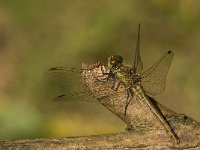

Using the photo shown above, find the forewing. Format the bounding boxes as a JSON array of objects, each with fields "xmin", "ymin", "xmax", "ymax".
[
  {"xmin": 140, "ymin": 51, "xmax": 174, "ymax": 96},
  {"xmin": 45, "ymin": 67, "xmax": 99, "ymax": 103},
  {"xmin": 45, "ymin": 67, "xmax": 82, "ymax": 85},
  {"xmin": 134, "ymin": 24, "xmax": 143, "ymax": 74}
]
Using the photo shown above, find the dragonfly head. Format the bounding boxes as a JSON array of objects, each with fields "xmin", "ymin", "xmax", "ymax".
[{"xmin": 108, "ymin": 55, "xmax": 123, "ymax": 69}]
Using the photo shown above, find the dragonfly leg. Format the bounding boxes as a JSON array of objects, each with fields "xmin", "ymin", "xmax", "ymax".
[
  {"xmin": 111, "ymin": 81, "xmax": 115, "ymax": 90},
  {"xmin": 124, "ymin": 88, "xmax": 134, "ymax": 116},
  {"xmin": 125, "ymin": 124, "xmax": 133, "ymax": 132},
  {"xmin": 111, "ymin": 80, "xmax": 121, "ymax": 91},
  {"xmin": 124, "ymin": 88, "xmax": 130, "ymax": 115},
  {"xmin": 96, "ymin": 66, "xmax": 116, "ymax": 83},
  {"xmin": 99, "ymin": 65, "xmax": 111, "ymax": 78}
]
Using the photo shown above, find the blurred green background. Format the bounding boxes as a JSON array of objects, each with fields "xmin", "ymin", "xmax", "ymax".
[{"xmin": 0, "ymin": 0, "xmax": 200, "ymax": 140}]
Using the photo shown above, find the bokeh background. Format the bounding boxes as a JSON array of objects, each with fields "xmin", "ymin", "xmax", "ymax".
[{"xmin": 0, "ymin": 0, "xmax": 200, "ymax": 140}]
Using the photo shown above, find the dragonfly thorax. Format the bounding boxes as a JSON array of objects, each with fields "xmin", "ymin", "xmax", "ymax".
[
  {"xmin": 132, "ymin": 73, "xmax": 141, "ymax": 85},
  {"xmin": 107, "ymin": 55, "xmax": 141, "ymax": 87}
]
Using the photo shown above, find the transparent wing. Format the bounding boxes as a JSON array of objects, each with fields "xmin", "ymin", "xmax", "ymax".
[
  {"xmin": 134, "ymin": 23, "xmax": 143, "ymax": 74},
  {"xmin": 52, "ymin": 91, "xmax": 100, "ymax": 104},
  {"xmin": 45, "ymin": 67, "xmax": 82, "ymax": 85},
  {"xmin": 45, "ymin": 67, "xmax": 99, "ymax": 103},
  {"xmin": 140, "ymin": 51, "xmax": 174, "ymax": 96}
]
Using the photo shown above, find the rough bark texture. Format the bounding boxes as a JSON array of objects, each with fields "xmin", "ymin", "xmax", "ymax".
[
  {"xmin": 0, "ymin": 117, "xmax": 200, "ymax": 150},
  {"xmin": 1, "ymin": 63, "xmax": 200, "ymax": 149}
]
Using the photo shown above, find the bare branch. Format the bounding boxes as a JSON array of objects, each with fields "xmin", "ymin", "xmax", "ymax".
[{"xmin": 0, "ymin": 111, "xmax": 200, "ymax": 149}]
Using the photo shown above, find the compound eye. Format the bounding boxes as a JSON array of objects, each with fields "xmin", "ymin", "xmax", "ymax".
[
  {"xmin": 110, "ymin": 60, "xmax": 116, "ymax": 65},
  {"xmin": 110, "ymin": 56, "xmax": 116, "ymax": 65}
]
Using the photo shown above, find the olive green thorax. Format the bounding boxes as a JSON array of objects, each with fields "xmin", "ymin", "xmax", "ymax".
[{"xmin": 108, "ymin": 55, "xmax": 139, "ymax": 87}]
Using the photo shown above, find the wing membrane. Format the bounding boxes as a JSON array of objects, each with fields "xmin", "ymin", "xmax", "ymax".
[
  {"xmin": 140, "ymin": 51, "xmax": 174, "ymax": 96},
  {"xmin": 134, "ymin": 24, "xmax": 143, "ymax": 74},
  {"xmin": 45, "ymin": 67, "xmax": 82, "ymax": 85},
  {"xmin": 52, "ymin": 91, "xmax": 100, "ymax": 103},
  {"xmin": 45, "ymin": 67, "xmax": 98, "ymax": 103}
]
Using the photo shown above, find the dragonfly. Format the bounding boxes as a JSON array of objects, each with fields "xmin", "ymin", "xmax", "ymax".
[{"xmin": 46, "ymin": 24, "xmax": 179, "ymax": 144}]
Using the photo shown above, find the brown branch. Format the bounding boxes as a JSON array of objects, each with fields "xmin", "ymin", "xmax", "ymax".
[
  {"xmin": 0, "ymin": 113, "xmax": 200, "ymax": 150},
  {"xmin": 1, "ymin": 63, "xmax": 200, "ymax": 149}
]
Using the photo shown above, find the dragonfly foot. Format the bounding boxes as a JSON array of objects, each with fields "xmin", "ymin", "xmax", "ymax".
[
  {"xmin": 125, "ymin": 124, "xmax": 133, "ymax": 132},
  {"xmin": 124, "ymin": 108, "xmax": 128, "ymax": 116}
]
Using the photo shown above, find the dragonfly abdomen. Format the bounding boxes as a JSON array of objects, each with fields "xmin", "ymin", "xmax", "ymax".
[
  {"xmin": 131, "ymin": 83, "xmax": 145, "ymax": 99},
  {"xmin": 116, "ymin": 71, "xmax": 133, "ymax": 88},
  {"xmin": 131, "ymin": 83, "xmax": 180, "ymax": 144}
]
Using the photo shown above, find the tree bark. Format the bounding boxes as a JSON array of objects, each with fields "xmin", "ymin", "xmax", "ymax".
[{"xmin": 0, "ymin": 113, "xmax": 200, "ymax": 150}]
